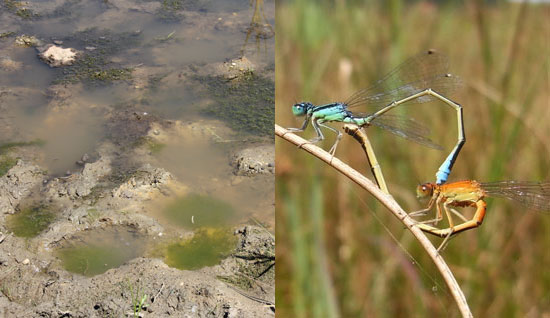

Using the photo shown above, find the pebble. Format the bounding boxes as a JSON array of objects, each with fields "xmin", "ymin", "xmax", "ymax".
[
  {"xmin": 22, "ymin": 258, "xmax": 30, "ymax": 265},
  {"xmin": 38, "ymin": 45, "xmax": 78, "ymax": 67}
]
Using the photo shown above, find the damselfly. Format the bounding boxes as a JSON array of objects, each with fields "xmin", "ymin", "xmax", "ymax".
[
  {"xmin": 412, "ymin": 180, "xmax": 550, "ymax": 250},
  {"xmin": 287, "ymin": 50, "xmax": 464, "ymax": 185}
]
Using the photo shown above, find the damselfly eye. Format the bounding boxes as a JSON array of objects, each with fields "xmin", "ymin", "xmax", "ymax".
[{"xmin": 292, "ymin": 103, "xmax": 309, "ymax": 116}]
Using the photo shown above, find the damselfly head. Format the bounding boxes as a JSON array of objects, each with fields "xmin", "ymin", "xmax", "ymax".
[
  {"xmin": 416, "ymin": 183, "xmax": 435, "ymax": 199},
  {"xmin": 292, "ymin": 102, "xmax": 312, "ymax": 116}
]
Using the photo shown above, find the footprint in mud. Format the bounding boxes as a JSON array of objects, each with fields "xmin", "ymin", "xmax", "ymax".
[{"xmin": 56, "ymin": 226, "xmax": 146, "ymax": 277}]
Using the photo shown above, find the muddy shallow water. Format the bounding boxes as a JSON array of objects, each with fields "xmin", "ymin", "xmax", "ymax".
[
  {"xmin": 56, "ymin": 226, "xmax": 147, "ymax": 277},
  {"xmin": 0, "ymin": 0, "xmax": 274, "ymax": 316}
]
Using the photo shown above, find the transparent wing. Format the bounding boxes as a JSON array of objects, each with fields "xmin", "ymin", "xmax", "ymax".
[
  {"xmin": 344, "ymin": 50, "xmax": 462, "ymax": 110},
  {"xmin": 481, "ymin": 181, "xmax": 550, "ymax": 212},
  {"xmin": 368, "ymin": 114, "xmax": 443, "ymax": 150}
]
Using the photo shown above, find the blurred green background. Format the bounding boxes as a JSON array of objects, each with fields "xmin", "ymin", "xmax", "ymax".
[{"xmin": 275, "ymin": 0, "xmax": 550, "ymax": 317}]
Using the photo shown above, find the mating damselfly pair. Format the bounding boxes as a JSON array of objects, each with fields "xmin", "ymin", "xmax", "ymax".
[
  {"xmin": 286, "ymin": 49, "xmax": 464, "ymax": 186},
  {"xmin": 285, "ymin": 49, "xmax": 550, "ymax": 249}
]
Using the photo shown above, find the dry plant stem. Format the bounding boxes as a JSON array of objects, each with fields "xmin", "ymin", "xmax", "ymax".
[
  {"xmin": 275, "ymin": 124, "xmax": 473, "ymax": 318},
  {"xmin": 343, "ymin": 125, "xmax": 390, "ymax": 194}
]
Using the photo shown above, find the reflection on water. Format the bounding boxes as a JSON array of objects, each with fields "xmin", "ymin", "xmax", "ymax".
[
  {"xmin": 56, "ymin": 226, "xmax": 146, "ymax": 277},
  {"xmin": 241, "ymin": 0, "xmax": 275, "ymax": 55}
]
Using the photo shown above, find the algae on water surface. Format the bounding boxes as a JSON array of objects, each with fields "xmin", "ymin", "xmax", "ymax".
[
  {"xmin": 164, "ymin": 227, "xmax": 237, "ymax": 270},
  {"xmin": 0, "ymin": 156, "xmax": 17, "ymax": 177},
  {"xmin": 196, "ymin": 72, "xmax": 274, "ymax": 137},
  {"xmin": 55, "ymin": 28, "xmax": 140, "ymax": 84},
  {"xmin": 7, "ymin": 205, "xmax": 56, "ymax": 238},
  {"xmin": 0, "ymin": 139, "xmax": 46, "ymax": 155},
  {"xmin": 56, "ymin": 227, "xmax": 146, "ymax": 277},
  {"xmin": 58, "ymin": 245, "xmax": 132, "ymax": 277}
]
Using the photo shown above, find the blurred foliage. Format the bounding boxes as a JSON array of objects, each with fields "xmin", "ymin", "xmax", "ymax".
[{"xmin": 276, "ymin": 0, "xmax": 550, "ymax": 317}]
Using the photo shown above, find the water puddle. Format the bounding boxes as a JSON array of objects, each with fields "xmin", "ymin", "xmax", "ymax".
[
  {"xmin": 153, "ymin": 138, "xmax": 230, "ymax": 185},
  {"xmin": 163, "ymin": 227, "xmax": 237, "ymax": 270},
  {"xmin": 162, "ymin": 194, "xmax": 239, "ymax": 230},
  {"xmin": 146, "ymin": 126, "xmax": 274, "ymax": 227},
  {"xmin": 56, "ymin": 226, "xmax": 146, "ymax": 277},
  {"xmin": 6, "ymin": 204, "xmax": 56, "ymax": 238}
]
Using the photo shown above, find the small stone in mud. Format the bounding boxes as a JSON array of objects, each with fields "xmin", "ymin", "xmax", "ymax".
[
  {"xmin": 22, "ymin": 258, "xmax": 30, "ymax": 265},
  {"xmin": 15, "ymin": 35, "xmax": 43, "ymax": 47},
  {"xmin": 76, "ymin": 153, "xmax": 90, "ymax": 166},
  {"xmin": 37, "ymin": 45, "xmax": 79, "ymax": 67},
  {"xmin": 222, "ymin": 56, "xmax": 255, "ymax": 79}
]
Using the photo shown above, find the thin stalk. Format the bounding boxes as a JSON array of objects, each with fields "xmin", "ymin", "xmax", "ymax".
[{"xmin": 276, "ymin": 124, "xmax": 473, "ymax": 318}]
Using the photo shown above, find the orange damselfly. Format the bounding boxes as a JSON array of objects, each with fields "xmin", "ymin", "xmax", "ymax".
[{"xmin": 411, "ymin": 180, "xmax": 550, "ymax": 250}]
